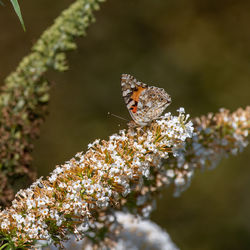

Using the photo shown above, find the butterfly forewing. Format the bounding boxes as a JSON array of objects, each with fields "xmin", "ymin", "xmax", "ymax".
[{"xmin": 121, "ymin": 74, "xmax": 147, "ymax": 105}]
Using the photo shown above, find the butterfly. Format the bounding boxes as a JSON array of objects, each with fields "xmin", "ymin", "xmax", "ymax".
[{"xmin": 121, "ymin": 74, "xmax": 171, "ymax": 127}]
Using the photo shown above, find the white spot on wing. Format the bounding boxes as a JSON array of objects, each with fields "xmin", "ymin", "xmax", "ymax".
[
  {"xmin": 146, "ymin": 101, "xmax": 152, "ymax": 107},
  {"xmin": 138, "ymin": 102, "xmax": 143, "ymax": 108},
  {"xmin": 123, "ymin": 89, "xmax": 131, "ymax": 96}
]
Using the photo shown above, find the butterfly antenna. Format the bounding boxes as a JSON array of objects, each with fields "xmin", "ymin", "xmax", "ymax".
[{"xmin": 107, "ymin": 112, "xmax": 129, "ymax": 122}]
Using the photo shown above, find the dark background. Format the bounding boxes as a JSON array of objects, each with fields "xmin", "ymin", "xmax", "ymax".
[{"xmin": 0, "ymin": 0, "xmax": 250, "ymax": 249}]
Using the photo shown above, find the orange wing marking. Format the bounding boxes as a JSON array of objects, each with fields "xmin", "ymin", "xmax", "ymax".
[
  {"xmin": 131, "ymin": 86, "xmax": 145, "ymax": 102},
  {"xmin": 131, "ymin": 105, "xmax": 137, "ymax": 113}
]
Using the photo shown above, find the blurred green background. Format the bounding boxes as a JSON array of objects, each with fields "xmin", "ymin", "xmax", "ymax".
[{"xmin": 0, "ymin": 0, "xmax": 250, "ymax": 249}]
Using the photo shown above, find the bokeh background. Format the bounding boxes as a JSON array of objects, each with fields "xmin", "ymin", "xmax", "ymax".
[{"xmin": 0, "ymin": 0, "xmax": 250, "ymax": 249}]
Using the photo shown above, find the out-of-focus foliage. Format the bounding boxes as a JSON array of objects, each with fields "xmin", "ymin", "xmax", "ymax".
[
  {"xmin": 43, "ymin": 212, "xmax": 179, "ymax": 250},
  {"xmin": 0, "ymin": 0, "xmax": 104, "ymax": 206}
]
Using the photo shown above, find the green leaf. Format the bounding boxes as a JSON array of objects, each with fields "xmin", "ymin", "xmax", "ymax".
[
  {"xmin": 0, "ymin": 243, "xmax": 10, "ymax": 250},
  {"xmin": 9, "ymin": 0, "xmax": 26, "ymax": 31}
]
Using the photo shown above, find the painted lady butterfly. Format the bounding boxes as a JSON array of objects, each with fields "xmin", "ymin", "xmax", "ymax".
[{"xmin": 121, "ymin": 74, "xmax": 171, "ymax": 127}]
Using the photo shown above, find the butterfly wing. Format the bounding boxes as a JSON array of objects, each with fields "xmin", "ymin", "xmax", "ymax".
[
  {"xmin": 121, "ymin": 74, "xmax": 171, "ymax": 126},
  {"xmin": 121, "ymin": 74, "xmax": 148, "ymax": 125},
  {"xmin": 141, "ymin": 86, "xmax": 172, "ymax": 122}
]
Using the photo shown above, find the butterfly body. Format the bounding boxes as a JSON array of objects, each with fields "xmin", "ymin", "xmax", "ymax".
[{"xmin": 121, "ymin": 74, "xmax": 171, "ymax": 126}]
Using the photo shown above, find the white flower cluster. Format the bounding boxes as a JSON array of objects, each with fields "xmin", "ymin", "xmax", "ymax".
[
  {"xmin": 0, "ymin": 108, "xmax": 193, "ymax": 248},
  {"xmin": 164, "ymin": 107, "xmax": 250, "ymax": 197}
]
